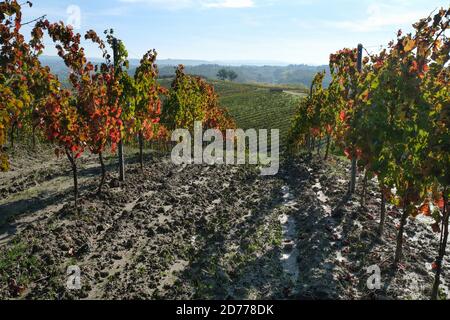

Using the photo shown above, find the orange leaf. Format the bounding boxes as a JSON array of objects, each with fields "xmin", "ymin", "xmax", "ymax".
[{"xmin": 419, "ymin": 203, "xmax": 430, "ymax": 216}]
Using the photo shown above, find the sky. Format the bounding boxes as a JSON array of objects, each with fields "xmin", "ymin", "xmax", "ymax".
[{"xmin": 21, "ymin": 0, "xmax": 450, "ymax": 65}]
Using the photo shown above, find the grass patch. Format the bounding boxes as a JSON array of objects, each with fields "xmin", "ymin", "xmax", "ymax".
[{"xmin": 0, "ymin": 242, "xmax": 42, "ymax": 292}]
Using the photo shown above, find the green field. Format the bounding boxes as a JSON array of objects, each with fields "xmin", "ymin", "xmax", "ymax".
[
  {"xmin": 212, "ymin": 81, "xmax": 305, "ymax": 148},
  {"xmin": 160, "ymin": 78, "xmax": 306, "ymax": 148}
]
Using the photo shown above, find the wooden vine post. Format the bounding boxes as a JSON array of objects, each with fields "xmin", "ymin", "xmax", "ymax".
[
  {"xmin": 113, "ymin": 37, "xmax": 125, "ymax": 182},
  {"xmin": 432, "ymin": 194, "xmax": 449, "ymax": 300},
  {"xmin": 349, "ymin": 43, "xmax": 363, "ymax": 194}
]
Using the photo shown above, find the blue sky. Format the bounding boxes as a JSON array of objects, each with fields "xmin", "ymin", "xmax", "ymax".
[{"xmin": 22, "ymin": 0, "xmax": 449, "ymax": 65}]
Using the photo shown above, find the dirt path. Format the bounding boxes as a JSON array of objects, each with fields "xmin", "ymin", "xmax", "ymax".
[
  {"xmin": 0, "ymin": 152, "xmax": 448, "ymax": 300},
  {"xmin": 278, "ymin": 185, "xmax": 300, "ymax": 290},
  {"xmin": 283, "ymin": 156, "xmax": 448, "ymax": 299},
  {"xmin": 283, "ymin": 91, "xmax": 307, "ymax": 97},
  {"xmin": 0, "ymin": 154, "xmax": 296, "ymax": 299},
  {"xmin": 0, "ymin": 149, "xmax": 105, "ymax": 245}
]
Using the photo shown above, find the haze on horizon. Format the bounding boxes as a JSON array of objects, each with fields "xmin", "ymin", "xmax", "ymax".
[{"xmin": 22, "ymin": 0, "xmax": 449, "ymax": 66}]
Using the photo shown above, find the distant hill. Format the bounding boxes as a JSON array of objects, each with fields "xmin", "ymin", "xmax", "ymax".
[
  {"xmin": 157, "ymin": 64, "xmax": 331, "ymax": 88},
  {"xmin": 144, "ymin": 59, "xmax": 292, "ymax": 67},
  {"xmin": 39, "ymin": 56, "xmax": 331, "ymax": 88},
  {"xmin": 153, "ymin": 59, "xmax": 212, "ymax": 66}
]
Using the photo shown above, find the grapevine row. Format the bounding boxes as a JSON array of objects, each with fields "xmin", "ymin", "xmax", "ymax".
[
  {"xmin": 0, "ymin": 1, "xmax": 234, "ymax": 202},
  {"xmin": 288, "ymin": 7, "xmax": 449, "ymax": 299}
]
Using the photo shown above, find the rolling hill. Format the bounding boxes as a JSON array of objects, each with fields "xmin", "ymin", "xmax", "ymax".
[{"xmin": 40, "ymin": 56, "xmax": 330, "ymax": 88}]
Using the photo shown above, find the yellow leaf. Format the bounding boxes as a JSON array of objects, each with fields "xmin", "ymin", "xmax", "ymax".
[{"xmin": 404, "ymin": 39, "xmax": 416, "ymax": 52}]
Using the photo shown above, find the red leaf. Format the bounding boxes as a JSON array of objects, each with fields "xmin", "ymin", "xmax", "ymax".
[
  {"xmin": 344, "ymin": 148, "xmax": 351, "ymax": 160},
  {"xmin": 8, "ymin": 279, "xmax": 25, "ymax": 297},
  {"xmin": 432, "ymin": 262, "xmax": 439, "ymax": 271},
  {"xmin": 419, "ymin": 203, "xmax": 431, "ymax": 216}
]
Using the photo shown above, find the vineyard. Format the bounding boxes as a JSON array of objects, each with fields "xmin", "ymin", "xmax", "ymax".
[
  {"xmin": 160, "ymin": 79, "xmax": 306, "ymax": 145},
  {"xmin": 0, "ymin": 0, "xmax": 449, "ymax": 301},
  {"xmin": 214, "ymin": 81, "xmax": 305, "ymax": 146}
]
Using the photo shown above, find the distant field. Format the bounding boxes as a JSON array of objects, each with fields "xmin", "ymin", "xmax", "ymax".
[
  {"xmin": 160, "ymin": 79, "xmax": 306, "ymax": 148},
  {"xmin": 211, "ymin": 80, "xmax": 305, "ymax": 148}
]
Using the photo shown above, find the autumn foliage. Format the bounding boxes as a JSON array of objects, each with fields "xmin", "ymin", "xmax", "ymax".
[
  {"xmin": 1, "ymin": 2, "xmax": 236, "ymax": 200},
  {"xmin": 163, "ymin": 65, "xmax": 235, "ymax": 133},
  {"xmin": 288, "ymin": 7, "xmax": 449, "ymax": 299}
]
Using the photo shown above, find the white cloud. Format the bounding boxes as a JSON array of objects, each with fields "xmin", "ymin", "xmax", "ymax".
[
  {"xmin": 118, "ymin": 0, "xmax": 255, "ymax": 9},
  {"xmin": 203, "ymin": 0, "xmax": 254, "ymax": 8},
  {"xmin": 119, "ymin": 0, "xmax": 194, "ymax": 9},
  {"xmin": 329, "ymin": 3, "xmax": 429, "ymax": 32}
]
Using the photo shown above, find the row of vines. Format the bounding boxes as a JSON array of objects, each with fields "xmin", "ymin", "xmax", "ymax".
[
  {"xmin": 288, "ymin": 8, "xmax": 449, "ymax": 299},
  {"xmin": 0, "ymin": 1, "xmax": 235, "ymax": 201}
]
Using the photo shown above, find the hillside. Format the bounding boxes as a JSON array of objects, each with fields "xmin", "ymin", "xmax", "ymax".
[
  {"xmin": 213, "ymin": 81, "xmax": 305, "ymax": 147},
  {"xmin": 158, "ymin": 64, "xmax": 331, "ymax": 87},
  {"xmin": 2, "ymin": 0, "xmax": 449, "ymax": 304},
  {"xmin": 159, "ymin": 79, "xmax": 306, "ymax": 147},
  {"xmin": 40, "ymin": 56, "xmax": 328, "ymax": 88}
]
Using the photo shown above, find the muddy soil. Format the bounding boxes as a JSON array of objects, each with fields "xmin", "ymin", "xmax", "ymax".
[{"xmin": 0, "ymin": 149, "xmax": 448, "ymax": 300}]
